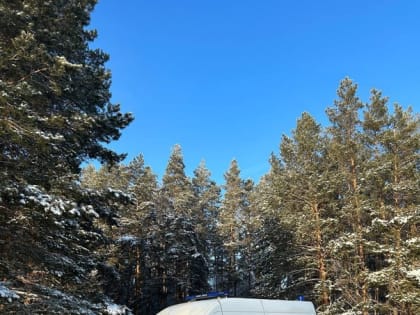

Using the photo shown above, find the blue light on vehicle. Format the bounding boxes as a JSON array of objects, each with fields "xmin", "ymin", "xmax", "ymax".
[{"xmin": 185, "ymin": 291, "xmax": 229, "ymax": 301}]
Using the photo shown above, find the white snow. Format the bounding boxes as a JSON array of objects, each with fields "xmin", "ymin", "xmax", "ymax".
[
  {"xmin": 107, "ymin": 188, "xmax": 133, "ymax": 201},
  {"xmin": 117, "ymin": 235, "xmax": 138, "ymax": 244},
  {"xmin": 406, "ymin": 269, "xmax": 420, "ymax": 283},
  {"xmin": 0, "ymin": 282, "xmax": 19, "ymax": 302},
  {"xmin": 105, "ymin": 301, "xmax": 131, "ymax": 315},
  {"xmin": 69, "ymin": 208, "xmax": 81, "ymax": 216},
  {"xmin": 19, "ymin": 185, "xmax": 102, "ymax": 218},
  {"xmin": 192, "ymin": 252, "xmax": 201, "ymax": 258},
  {"xmin": 367, "ymin": 269, "xmax": 391, "ymax": 285},
  {"xmin": 34, "ymin": 130, "xmax": 64, "ymax": 141},
  {"xmin": 52, "ymin": 271, "xmax": 64, "ymax": 277},
  {"xmin": 405, "ymin": 237, "xmax": 419, "ymax": 245},
  {"xmin": 372, "ymin": 217, "xmax": 387, "ymax": 226},
  {"xmin": 55, "ymin": 56, "xmax": 82, "ymax": 68},
  {"xmin": 390, "ymin": 215, "xmax": 412, "ymax": 225},
  {"xmin": 85, "ymin": 205, "xmax": 99, "ymax": 218}
]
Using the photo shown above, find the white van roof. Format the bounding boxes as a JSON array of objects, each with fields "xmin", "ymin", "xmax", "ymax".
[{"xmin": 157, "ymin": 297, "xmax": 316, "ymax": 315}]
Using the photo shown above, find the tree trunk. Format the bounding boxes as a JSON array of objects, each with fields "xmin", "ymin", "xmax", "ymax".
[
  {"xmin": 135, "ymin": 246, "xmax": 141, "ymax": 299},
  {"xmin": 312, "ymin": 202, "xmax": 329, "ymax": 306},
  {"xmin": 351, "ymin": 157, "xmax": 368, "ymax": 315}
]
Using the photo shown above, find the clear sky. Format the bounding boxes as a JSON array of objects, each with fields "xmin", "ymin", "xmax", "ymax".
[{"xmin": 90, "ymin": 0, "xmax": 420, "ymax": 184}]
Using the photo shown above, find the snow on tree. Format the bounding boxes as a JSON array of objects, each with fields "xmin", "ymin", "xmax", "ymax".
[
  {"xmin": 192, "ymin": 160, "xmax": 222, "ymax": 291},
  {"xmin": 0, "ymin": 1, "xmax": 133, "ymax": 313},
  {"xmin": 160, "ymin": 145, "xmax": 206, "ymax": 304}
]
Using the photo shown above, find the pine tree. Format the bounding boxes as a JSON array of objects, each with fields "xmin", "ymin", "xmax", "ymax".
[
  {"xmin": 324, "ymin": 78, "xmax": 373, "ymax": 314},
  {"xmin": 363, "ymin": 97, "xmax": 420, "ymax": 314},
  {"xmin": 123, "ymin": 155, "xmax": 161, "ymax": 315},
  {"xmin": 239, "ymin": 178, "xmax": 256, "ymax": 296},
  {"xmin": 279, "ymin": 113, "xmax": 335, "ymax": 309},
  {"xmin": 0, "ymin": 1, "xmax": 132, "ymax": 313},
  {"xmin": 162, "ymin": 145, "xmax": 194, "ymax": 217},
  {"xmin": 251, "ymin": 154, "xmax": 299, "ymax": 299},
  {"xmin": 191, "ymin": 160, "xmax": 221, "ymax": 291},
  {"xmin": 161, "ymin": 145, "xmax": 200, "ymax": 303},
  {"xmin": 0, "ymin": 0, "xmax": 133, "ymax": 189},
  {"xmin": 360, "ymin": 89, "xmax": 395, "ymax": 314},
  {"xmin": 219, "ymin": 159, "xmax": 243, "ymax": 295},
  {"xmin": 81, "ymin": 163, "xmax": 131, "ymax": 192},
  {"xmin": 384, "ymin": 105, "xmax": 419, "ymax": 314}
]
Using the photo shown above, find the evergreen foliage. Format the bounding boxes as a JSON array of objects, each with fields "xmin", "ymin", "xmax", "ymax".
[
  {"xmin": 161, "ymin": 144, "xmax": 204, "ymax": 301},
  {"xmin": 191, "ymin": 161, "xmax": 222, "ymax": 292},
  {"xmin": 0, "ymin": 0, "xmax": 132, "ymax": 188},
  {"xmin": 0, "ymin": 2, "xmax": 418, "ymax": 313},
  {"xmin": 0, "ymin": 1, "xmax": 133, "ymax": 313},
  {"xmin": 219, "ymin": 159, "xmax": 244, "ymax": 295}
]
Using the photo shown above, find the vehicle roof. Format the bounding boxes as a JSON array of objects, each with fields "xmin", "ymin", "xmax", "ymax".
[
  {"xmin": 259, "ymin": 299, "xmax": 316, "ymax": 313},
  {"xmin": 157, "ymin": 298, "xmax": 316, "ymax": 315},
  {"xmin": 157, "ymin": 298, "xmax": 221, "ymax": 315}
]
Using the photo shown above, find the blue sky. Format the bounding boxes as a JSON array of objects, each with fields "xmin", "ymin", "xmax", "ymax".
[{"xmin": 90, "ymin": 0, "xmax": 420, "ymax": 184}]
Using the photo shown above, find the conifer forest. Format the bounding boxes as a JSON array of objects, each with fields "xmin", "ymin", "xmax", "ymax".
[{"xmin": 0, "ymin": 1, "xmax": 419, "ymax": 314}]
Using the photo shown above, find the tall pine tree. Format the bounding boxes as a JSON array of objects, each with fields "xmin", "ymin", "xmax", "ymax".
[
  {"xmin": 0, "ymin": 1, "xmax": 132, "ymax": 313},
  {"xmin": 161, "ymin": 145, "xmax": 202, "ymax": 303},
  {"xmin": 191, "ymin": 160, "xmax": 221, "ymax": 291},
  {"xmin": 219, "ymin": 159, "xmax": 243, "ymax": 296},
  {"xmin": 279, "ymin": 113, "xmax": 335, "ymax": 308},
  {"xmin": 325, "ymin": 78, "xmax": 371, "ymax": 314}
]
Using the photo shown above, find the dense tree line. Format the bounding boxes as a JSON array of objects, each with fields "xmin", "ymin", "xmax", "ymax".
[
  {"xmin": 0, "ymin": 2, "xmax": 419, "ymax": 315},
  {"xmin": 79, "ymin": 80, "xmax": 419, "ymax": 314}
]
